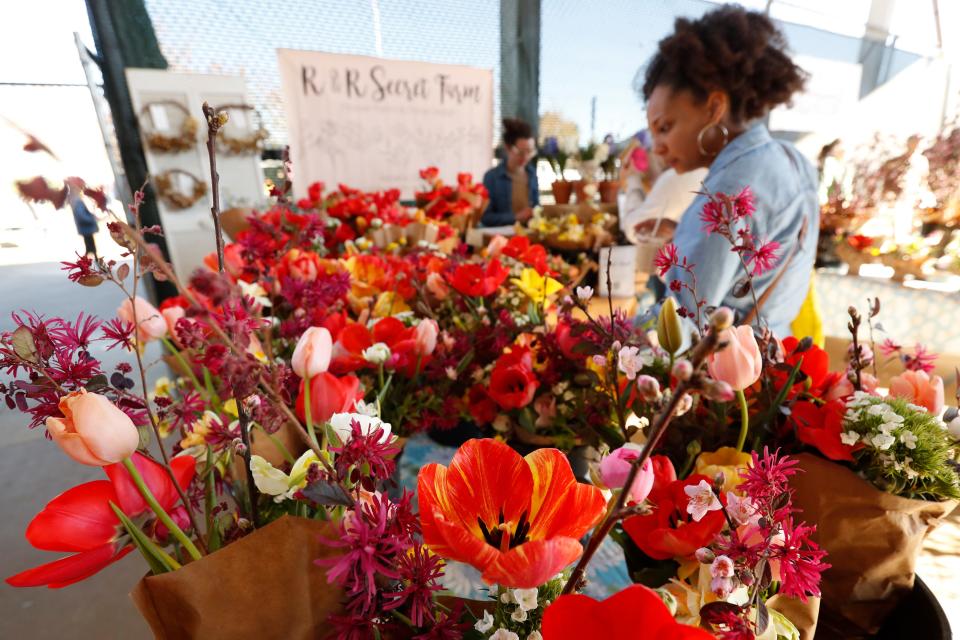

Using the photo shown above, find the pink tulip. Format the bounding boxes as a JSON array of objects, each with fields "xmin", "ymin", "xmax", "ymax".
[
  {"xmin": 486, "ymin": 235, "xmax": 509, "ymax": 257},
  {"xmin": 890, "ymin": 370, "xmax": 944, "ymax": 414},
  {"xmin": 600, "ymin": 445, "xmax": 655, "ymax": 503},
  {"xmin": 46, "ymin": 390, "xmax": 140, "ymax": 466},
  {"xmin": 161, "ymin": 306, "xmax": 185, "ymax": 342},
  {"xmin": 414, "ymin": 319, "xmax": 439, "ymax": 356},
  {"xmin": 117, "ymin": 296, "xmax": 167, "ymax": 343},
  {"xmin": 707, "ymin": 326, "xmax": 762, "ymax": 391},
  {"xmin": 291, "ymin": 327, "xmax": 333, "ymax": 379}
]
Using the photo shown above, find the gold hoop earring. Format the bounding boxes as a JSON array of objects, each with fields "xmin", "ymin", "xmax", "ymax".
[{"xmin": 697, "ymin": 123, "xmax": 729, "ymax": 157}]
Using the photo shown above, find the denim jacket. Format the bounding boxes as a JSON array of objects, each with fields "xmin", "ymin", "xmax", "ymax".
[
  {"xmin": 480, "ymin": 161, "xmax": 539, "ymax": 226},
  {"xmin": 666, "ymin": 122, "xmax": 819, "ymax": 337}
]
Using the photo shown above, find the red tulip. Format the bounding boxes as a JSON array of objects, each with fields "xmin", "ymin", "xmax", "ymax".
[
  {"xmin": 622, "ymin": 474, "xmax": 726, "ymax": 561},
  {"xmin": 418, "ymin": 439, "xmax": 605, "ymax": 588},
  {"xmin": 449, "ymin": 258, "xmax": 509, "ymax": 297},
  {"xmin": 467, "ymin": 385, "xmax": 498, "ymax": 425},
  {"xmin": 791, "ymin": 399, "xmax": 858, "ymax": 461},
  {"xmin": 487, "ymin": 347, "xmax": 538, "ymax": 410},
  {"xmin": 296, "ymin": 372, "xmax": 363, "ymax": 424},
  {"xmin": 6, "ymin": 453, "xmax": 195, "ymax": 588},
  {"xmin": 541, "ymin": 584, "xmax": 714, "ymax": 640}
]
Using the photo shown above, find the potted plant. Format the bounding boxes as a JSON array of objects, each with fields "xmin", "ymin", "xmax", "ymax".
[{"xmin": 542, "ymin": 136, "xmax": 573, "ymax": 204}]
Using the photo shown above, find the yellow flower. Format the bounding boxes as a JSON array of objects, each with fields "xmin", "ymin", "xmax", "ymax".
[
  {"xmin": 250, "ymin": 450, "xmax": 321, "ymax": 502},
  {"xmin": 373, "ymin": 291, "xmax": 411, "ymax": 318},
  {"xmin": 180, "ymin": 410, "xmax": 217, "ymax": 449},
  {"xmin": 694, "ymin": 447, "xmax": 753, "ymax": 494},
  {"xmin": 222, "ymin": 398, "xmax": 239, "ymax": 418},
  {"xmin": 510, "ymin": 268, "xmax": 563, "ymax": 304},
  {"xmin": 152, "ymin": 376, "xmax": 174, "ymax": 399}
]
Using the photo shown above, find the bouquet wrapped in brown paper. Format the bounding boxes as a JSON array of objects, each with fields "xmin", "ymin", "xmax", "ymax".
[
  {"xmin": 132, "ymin": 516, "xmax": 342, "ymax": 639},
  {"xmin": 790, "ymin": 453, "xmax": 956, "ymax": 637}
]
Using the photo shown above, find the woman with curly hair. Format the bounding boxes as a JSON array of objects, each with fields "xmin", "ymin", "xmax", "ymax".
[{"xmin": 643, "ymin": 5, "xmax": 818, "ymax": 337}]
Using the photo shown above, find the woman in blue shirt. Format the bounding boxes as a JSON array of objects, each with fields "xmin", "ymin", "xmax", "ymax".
[
  {"xmin": 481, "ymin": 118, "xmax": 539, "ymax": 227},
  {"xmin": 642, "ymin": 6, "xmax": 818, "ymax": 337}
]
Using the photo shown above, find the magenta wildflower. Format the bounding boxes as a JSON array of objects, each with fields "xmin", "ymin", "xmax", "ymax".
[
  {"xmin": 732, "ymin": 186, "xmax": 756, "ymax": 219},
  {"xmin": 331, "ymin": 420, "xmax": 401, "ymax": 483},
  {"xmin": 773, "ymin": 517, "xmax": 829, "ymax": 601},
  {"xmin": 904, "ymin": 343, "xmax": 937, "ymax": 373},
  {"xmin": 879, "ymin": 338, "xmax": 902, "ymax": 357},
  {"xmin": 101, "ymin": 317, "xmax": 135, "ymax": 351},
  {"xmin": 700, "ymin": 199, "xmax": 726, "ymax": 234},
  {"xmin": 412, "ymin": 601, "xmax": 469, "ymax": 639},
  {"xmin": 653, "ymin": 242, "xmax": 679, "ymax": 277},
  {"xmin": 738, "ymin": 447, "xmax": 798, "ymax": 503},
  {"xmin": 749, "ymin": 240, "xmax": 781, "ymax": 276},
  {"xmin": 382, "ymin": 542, "xmax": 444, "ymax": 626}
]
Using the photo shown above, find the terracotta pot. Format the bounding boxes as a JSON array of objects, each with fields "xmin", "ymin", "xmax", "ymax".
[
  {"xmin": 598, "ymin": 180, "xmax": 620, "ymax": 204},
  {"xmin": 551, "ymin": 180, "xmax": 573, "ymax": 205}
]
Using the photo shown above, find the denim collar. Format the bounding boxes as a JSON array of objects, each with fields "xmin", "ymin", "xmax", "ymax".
[
  {"xmin": 492, "ymin": 160, "xmax": 536, "ymax": 180},
  {"xmin": 710, "ymin": 121, "xmax": 772, "ymax": 174}
]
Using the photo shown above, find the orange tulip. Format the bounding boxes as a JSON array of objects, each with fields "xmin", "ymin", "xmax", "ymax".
[
  {"xmin": 117, "ymin": 296, "xmax": 167, "ymax": 343},
  {"xmin": 707, "ymin": 325, "xmax": 762, "ymax": 391},
  {"xmin": 418, "ymin": 438, "xmax": 606, "ymax": 588},
  {"xmin": 46, "ymin": 390, "xmax": 140, "ymax": 466},
  {"xmin": 890, "ymin": 370, "xmax": 945, "ymax": 414},
  {"xmin": 291, "ymin": 327, "xmax": 333, "ymax": 378}
]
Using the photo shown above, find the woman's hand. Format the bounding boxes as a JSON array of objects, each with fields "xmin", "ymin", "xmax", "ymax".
[{"xmin": 634, "ymin": 218, "xmax": 676, "ymax": 239}]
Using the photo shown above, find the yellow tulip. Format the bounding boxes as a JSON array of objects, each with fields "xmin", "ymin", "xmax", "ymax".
[
  {"xmin": 510, "ymin": 268, "xmax": 564, "ymax": 304},
  {"xmin": 694, "ymin": 447, "xmax": 753, "ymax": 494}
]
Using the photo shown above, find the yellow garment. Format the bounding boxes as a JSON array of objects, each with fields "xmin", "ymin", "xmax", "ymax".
[{"xmin": 790, "ymin": 273, "xmax": 824, "ymax": 348}]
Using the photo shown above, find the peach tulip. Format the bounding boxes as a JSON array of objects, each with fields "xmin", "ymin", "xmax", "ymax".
[
  {"xmin": 291, "ymin": 327, "xmax": 333, "ymax": 379},
  {"xmin": 117, "ymin": 296, "xmax": 167, "ymax": 343},
  {"xmin": 46, "ymin": 390, "xmax": 140, "ymax": 466},
  {"xmin": 425, "ymin": 272, "xmax": 449, "ymax": 300},
  {"xmin": 707, "ymin": 326, "xmax": 762, "ymax": 391},
  {"xmin": 414, "ymin": 319, "xmax": 439, "ymax": 356},
  {"xmin": 161, "ymin": 306, "xmax": 185, "ymax": 341},
  {"xmin": 890, "ymin": 370, "xmax": 944, "ymax": 415}
]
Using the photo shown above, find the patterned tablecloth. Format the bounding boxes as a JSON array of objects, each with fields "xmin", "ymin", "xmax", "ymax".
[
  {"xmin": 815, "ymin": 271, "xmax": 960, "ymax": 353},
  {"xmin": 398, "ymin": 434, "xmax": 632, "ymax": 599}
]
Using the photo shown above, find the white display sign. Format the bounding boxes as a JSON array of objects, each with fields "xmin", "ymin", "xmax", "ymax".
[
  {"xmin": 277, "ymin": 49, "xmax": 493, "ymax": 198},
  {"xmin": 598, "ymin": 246, "xmax": 638, "ymax": 298}
]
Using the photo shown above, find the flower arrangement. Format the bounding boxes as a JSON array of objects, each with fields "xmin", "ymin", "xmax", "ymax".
[{"xmin": 4, "ymin": 102, "xmax": 956, "ymax": 640}]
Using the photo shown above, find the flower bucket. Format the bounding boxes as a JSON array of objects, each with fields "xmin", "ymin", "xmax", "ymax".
[
  {"xmin": 789, "ymin": 453, "xmax": 957, "ymax": 637},
  {"xmin": 131, "ymin": 516, "xmax": 343, "ymax": 639},
  {"xmin": 219, "ymin": 207, "xmax": 254, "ymax": 241},
  {"xmin": 551, "ymin": 180, "xmax": 573, "ymax": 205}
]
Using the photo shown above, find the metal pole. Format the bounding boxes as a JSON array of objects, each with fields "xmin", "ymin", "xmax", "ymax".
[{"xmin": 74, "ymin": 32, "xmax": 131, "ymax": 207}]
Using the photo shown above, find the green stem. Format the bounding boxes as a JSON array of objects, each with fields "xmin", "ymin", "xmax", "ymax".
[
  {"xmin": 735, "ymin": 389, "xmax": 750, "ymax": 452},
  {"xmin": 122, "ymin": 458, "xmax": 202, "ymax": 561},
  {"xmin": 160, "ymin": 337, "xmax": 204, "ymax": 396},
  {"xmin": 304, "ymin": 374, "xmax": 317, "ymax": 447}
]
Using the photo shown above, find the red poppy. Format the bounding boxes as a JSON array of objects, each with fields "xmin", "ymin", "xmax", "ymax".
[
  {"xmin": 649, "ymin": 454, "xmax": 677, "ymax": 496},
  {"xmin": 419, "ymin": 166, "xmax": 440, "ymax": 183},
  {"xmin": 296, "ymin": 372, "xmax": 363, "ymax": 424},
  {"xmin": 502, "ymin": 236, "xmax": 550, "ymax": 275},
  {"xmin": 6, "ymin": 453, "xmax": 195, "ymax": 588},
  {"xmin": 541, "ymin": 584, "xmax": 714, "ymax": 640},
  {"xmin": 791, "ymin": 399, "xmax": 857, "ymax": 461},
  {"xmin": 553, "ymin": 320, "xmax": 583, "ymax": 361},
  {"xmin": 307, "ymin": 181, "xmax": 325, "ymax": 203},
  {"xmin": 418, "ymin": 439, "xmax": 605, "ymax": 588},
  {"xmin": 467, "ymin": 384, "xmax": 498, "ymax": 425},
  {"xmin": 449, "ymin": 258, "xmax": 509, "ymax": 297},
  {"xmin": 777, "ymin": 337, "xmax": 830, "ymax": 395},
  {"xmin": 622, "ymin": 474, "xmax": 726, "ymax": 561},
  {"xmin": 488, "ymin": 347, "xmax": 539, "ymax": 410}
]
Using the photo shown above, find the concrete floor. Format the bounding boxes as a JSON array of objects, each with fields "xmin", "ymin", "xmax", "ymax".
[{"xmin": 1, "ymin": 242, "xmax": 958, "ymax": 636}]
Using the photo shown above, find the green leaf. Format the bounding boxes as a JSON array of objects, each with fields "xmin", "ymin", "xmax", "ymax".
[{"xmin": 109, "ymin": 501, "xmax": 176, "ymax": 574}]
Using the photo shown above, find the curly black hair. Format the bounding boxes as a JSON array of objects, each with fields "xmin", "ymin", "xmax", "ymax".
[
  {"xmin": 641, "ymin": 5, "xmax": 807, "ymax": 122},
  {"xmin": 501, "ymin": 117, "xmax": 533, "ymax": 146}
]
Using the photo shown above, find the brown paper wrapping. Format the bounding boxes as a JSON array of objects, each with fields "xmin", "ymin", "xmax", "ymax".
[
  {"xmin": 766, "ymin": 594, "xmax": 820, "ymax": 640},
  {"xmin": 219, "ymin": 207, "xmax": 254, "ymax": 241},
  {"xmin": 131, "ymin": 516, "xmax": 343, "ymax": 639},
  {"xmin": 789, "ymin": 453, "xmax": 956, "ymax": 637}
]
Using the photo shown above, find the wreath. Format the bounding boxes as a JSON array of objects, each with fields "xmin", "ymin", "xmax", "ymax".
[
  {"xmin": 214, "ymin": 104, "xmax": 269, "ymax": 155},
  {"xmin": 139, "ymin": 101, "xmax": 198, "ymax": 153},
  {"xmin": 154, "ymin": 169, "xmax": 207, "ymax": 210}
]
